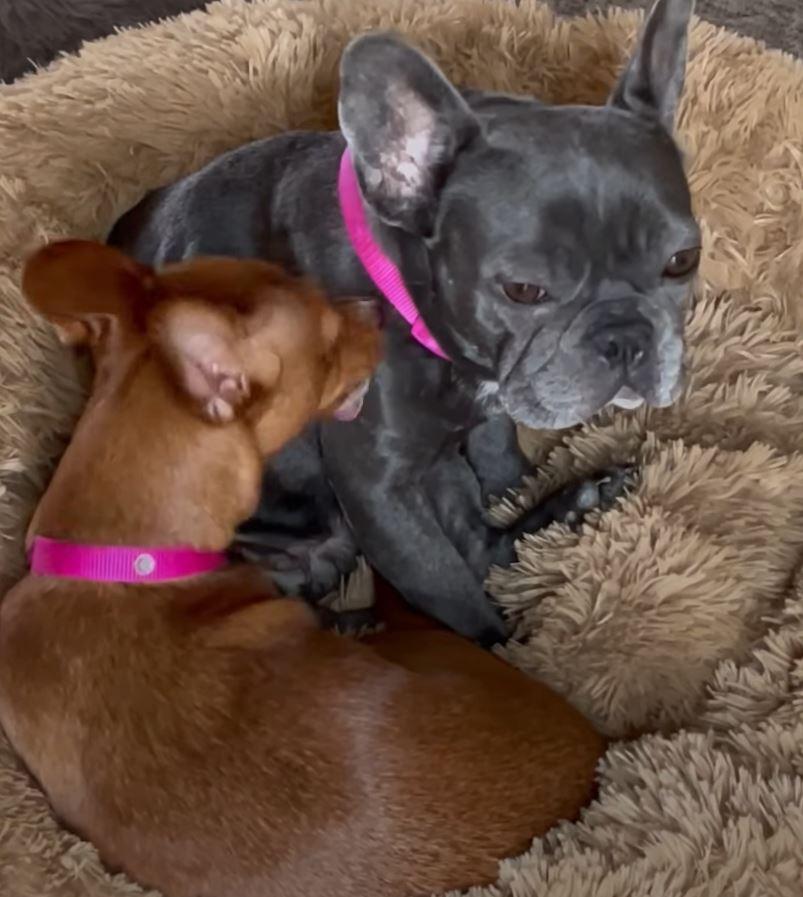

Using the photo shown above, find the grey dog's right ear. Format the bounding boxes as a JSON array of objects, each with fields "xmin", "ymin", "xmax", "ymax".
[
  {"xmin": 608, "ymin": 0, "xmax": 695, "ymax": 132},
  {"xmin": 338, "ymin": 32, "xmax": 479, "ymax": 237}
]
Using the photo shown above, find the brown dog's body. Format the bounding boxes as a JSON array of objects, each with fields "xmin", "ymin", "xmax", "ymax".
[{"xmin": 0, "ymin": 242, "xmax": 603, "ymax": 897}]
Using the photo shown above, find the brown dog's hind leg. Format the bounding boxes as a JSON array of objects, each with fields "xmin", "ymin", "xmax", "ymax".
[
  {"xmin": 371, "ymin": 573, "xmax": 447, "ymax": 633},
  {"xmin": 365, "ymin": 573, "xmax": 530, "ymax": 686}
]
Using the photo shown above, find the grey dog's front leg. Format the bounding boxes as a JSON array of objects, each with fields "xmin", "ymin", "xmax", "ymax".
[
  {"xmin": 349, "ymin": 491, "xmax": 509, "ymax": 645},
  {"xmin": 320, "ymin": 447, "xmax": 509, "ymax": 644},
  {"xmin": 465, "ymin": 415, "xmax": 531, "ymax": 503},
  {"xmin": 465, "ymin": 417, "xmax": 634, "ymax": 569}
]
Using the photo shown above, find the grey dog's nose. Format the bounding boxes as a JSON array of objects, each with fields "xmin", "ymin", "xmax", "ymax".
[{"xmin": 588, "ymin": 320, "xmax": 652, "ymax": 368}]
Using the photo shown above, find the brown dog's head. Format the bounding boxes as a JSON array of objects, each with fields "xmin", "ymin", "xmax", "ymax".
[{"xmin": 23, "ymin": 240, "xmax": 381, "ymax": 456}]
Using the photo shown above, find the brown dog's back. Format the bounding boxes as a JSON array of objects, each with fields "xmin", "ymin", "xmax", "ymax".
[{"xmin": 2, "ymin": 573, "xmax": 601, "ymax": 897}]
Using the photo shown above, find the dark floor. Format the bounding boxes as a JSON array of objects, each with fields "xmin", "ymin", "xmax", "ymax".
[
  {"xmin": 0, "ymin": 0, "xmax": 800, "ymax": 84},
  {"xmin": 548, "ymin": 0, "xmax": 802, "ymax": 57},
  {"xmin": 0, "ymin": 0, "xmax": 208, "ymax": 82}
]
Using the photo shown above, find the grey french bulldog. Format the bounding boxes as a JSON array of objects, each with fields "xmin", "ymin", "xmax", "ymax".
[{"xmin": 109, "ymin": 0, "xmax": 700, "ymax": 645}]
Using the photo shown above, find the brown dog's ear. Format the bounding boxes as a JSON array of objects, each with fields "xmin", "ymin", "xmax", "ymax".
[
  {"xmin": 153, "ymin": 300, "xmax": 281, "ymax": 424},
  {"xmin": 22, "ymin": 240, "xmax": 154, "ymax": 345},
  {"xmin": 318, "ymin": 298, "xmax": 382, "ymax": 415},
  {"xmin": 339, "ymin": 297, "xmax": 382, "ymax": 329}
]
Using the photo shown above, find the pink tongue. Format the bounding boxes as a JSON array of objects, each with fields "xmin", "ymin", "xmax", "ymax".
[
  {"xmin": 333, "ymin": 379, "xmax": 370, "ymax": 421},
  {"xmin": 334, "ymin": 391, "xmax": 365, "ymax": 421}
]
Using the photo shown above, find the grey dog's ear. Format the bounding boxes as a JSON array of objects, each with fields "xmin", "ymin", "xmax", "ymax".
[
  {"xmin": 338, "ymin": 32, "xmax": 479, "ymax": 236},
  {"xmin": 608, "ymin": 0, "xmax": 694, "ymax": 132}
]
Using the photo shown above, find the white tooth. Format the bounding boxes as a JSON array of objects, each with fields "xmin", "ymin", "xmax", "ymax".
[{"xmin": 608, "ymin": 387, "xmax": 645, "ymax": 410}]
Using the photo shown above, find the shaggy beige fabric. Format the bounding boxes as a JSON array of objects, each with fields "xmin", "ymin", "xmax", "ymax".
[{"xmin": 1, "ymin": 1, "xmax": 802, "ymax": 894}]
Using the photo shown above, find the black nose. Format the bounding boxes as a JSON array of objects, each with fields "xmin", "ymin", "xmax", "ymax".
[{"xmin": 588, "ymin": 320, "xmax": 652, "ymax": 368}]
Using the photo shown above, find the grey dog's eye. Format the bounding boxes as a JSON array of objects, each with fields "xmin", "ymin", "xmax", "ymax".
[
  {"xmin": 663, "ymin": 247, "xmax": 701, "ymax": 278},
  {"xmin": 502, "ymin": 282, "xmax": 548, "ymax": 304}
]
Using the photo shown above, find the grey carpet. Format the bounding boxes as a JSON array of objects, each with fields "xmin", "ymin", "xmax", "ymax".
[
  {"xmin": 0, "ymin": 0, "xmax": 210, "ymax": 82},
  {"xmin": 1, "ymin": 0, "xmax": 800, "ymax": 84},
  {"xmin": 547, "ymin": 0, "xmax": 802, "ymax": 56}
]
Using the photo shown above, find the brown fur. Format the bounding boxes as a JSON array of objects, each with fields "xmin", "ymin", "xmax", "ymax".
[{"xmin": 0, "ymin": 240, "xmax": 603, "ymax": 897}]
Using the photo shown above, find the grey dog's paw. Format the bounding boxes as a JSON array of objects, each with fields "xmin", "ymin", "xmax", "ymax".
[
  {"xmin": 542, "ymin": 465, "xmax": 635, "ymax": 530},
  {"xmin": 507, "ymin": 464, "xmax": 635, "ymax": 545}
]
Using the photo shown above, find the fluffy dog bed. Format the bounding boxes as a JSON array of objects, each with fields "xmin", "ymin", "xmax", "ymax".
[{"xmin": 1, "ymin": 1, "xmax": 802, "ymax": 894}]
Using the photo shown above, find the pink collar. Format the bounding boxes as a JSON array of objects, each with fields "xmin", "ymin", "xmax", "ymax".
[
  {"xmin": 338, "ymin": 149, "xmax": 449, "ymax": 360},
  {"xmin": 29, "ymin": 536, "xmax": 228, "ymax": 584}
]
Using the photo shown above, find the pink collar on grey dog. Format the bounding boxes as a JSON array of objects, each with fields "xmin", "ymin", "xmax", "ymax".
[
  {"xmin": 337, "ymin": 149, "xmax": 449, "ymax": 360},
  {"xmin": 29, "ymin": 536, "xmax": 227, "ymax": 583}
]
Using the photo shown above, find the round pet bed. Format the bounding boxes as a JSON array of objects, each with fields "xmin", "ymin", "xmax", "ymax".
[{"xmin": 1, "ymin": 1, "xmax": 802, "ymax": 894}]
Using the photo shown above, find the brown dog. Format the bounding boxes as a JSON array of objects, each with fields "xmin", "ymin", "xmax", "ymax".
[{"xmin": 0, "ymin": 241, "xmax": 604, "ymax": 897}]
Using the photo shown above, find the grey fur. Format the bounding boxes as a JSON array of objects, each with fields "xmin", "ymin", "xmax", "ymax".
[{"xmin": 110, "ymin": 0, "xmax": 698, "ymax": 644}]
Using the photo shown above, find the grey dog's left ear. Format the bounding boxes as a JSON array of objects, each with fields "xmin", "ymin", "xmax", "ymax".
[
  {"xmin": 608, "ymin": 0, "xmax": 695, "ymax": 132},
  {"xmin": 338, "ymin": 32, "xmax": 479, "ymax": 236}
]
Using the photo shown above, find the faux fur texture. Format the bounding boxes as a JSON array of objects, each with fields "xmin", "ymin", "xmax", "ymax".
[{"xmin": 0, "ymin": 1, "xmax": 802, "ymax": 895}]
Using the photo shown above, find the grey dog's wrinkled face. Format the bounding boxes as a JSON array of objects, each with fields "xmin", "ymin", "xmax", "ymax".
[
  {"xmin": 339, "ymin": 0, "xmax": 699, "ymax": 429},
  {"xmin": 431, "ymin": 106, "xmax": 699, "ymax": 428}
]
